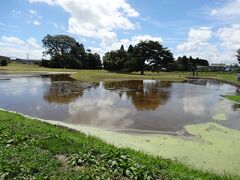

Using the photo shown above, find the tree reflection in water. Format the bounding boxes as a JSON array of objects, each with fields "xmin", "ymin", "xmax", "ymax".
[
  {"xmin": 232, "ymin": 103, "xmax": 240, "ymax": 111},
  {"xmin": 43, "ymin": 75, "xmax": 99, "ymax": 104},
  {"xmin": 104, "ymin": 80, "xmax": 171, "ymax": 111}
]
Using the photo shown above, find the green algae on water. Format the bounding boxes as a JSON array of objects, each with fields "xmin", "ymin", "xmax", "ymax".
[
  {"xmin": 212, "ymin": 113, "xmax": 226, "ymax": 121},
  {"xmin": 45, "ymin": 121, "xmax": 240, "ymax": 176}
]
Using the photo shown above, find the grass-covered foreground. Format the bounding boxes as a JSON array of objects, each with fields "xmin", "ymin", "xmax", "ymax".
[{"xmin": 0, "ymin": 110, "xmax": 231, "ymax": 179}]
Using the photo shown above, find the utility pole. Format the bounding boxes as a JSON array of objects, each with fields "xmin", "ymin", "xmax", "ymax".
[{"xmin": 26, "ymin": 53, "xmax": 29, "ymax": 60}]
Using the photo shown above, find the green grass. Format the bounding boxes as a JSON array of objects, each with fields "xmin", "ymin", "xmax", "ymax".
[
  {"xmin": 1, "ymin": 62, "xmax": 240, "ymax": 85},
  {"xmin": 198, "ymin": 72, "xmax": 239, "ymax": 85},
  {"xmin": 222, "ymin": 95, "xmax": 240, "ymax": 103},
  {"xmin": 0, "ymin": 62, "xmax": 78, "ymax": 73},
  {"xmin": 0, "ymin": 110, "xmax": 232, "ymax": 179},
  {"xmin": 71, "ymin": 70, "xmax": 189, "ymax": 82}
]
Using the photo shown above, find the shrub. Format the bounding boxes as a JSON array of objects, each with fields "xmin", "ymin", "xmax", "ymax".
[{"xmin": 0, "ymin": 56, "xmax": 10, "ymax": 66}]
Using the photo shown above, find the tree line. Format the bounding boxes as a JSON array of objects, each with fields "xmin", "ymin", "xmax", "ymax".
[
  {"xmin": 41, "ymin": 35, "xmax": 101, "ymax": 69},
  {"xmin": 41, "ymin": 34, "xmax": 240, "ymax": 73},
  {"xmin": 103, "ymin": 42, "xmax": 210, "ymax": 74},
  {"xmin": 175, "ymin": 56, "xmax": 209, "ymax": 71},
  {"xmin": 103, "ymin": 41, "xmax": 175, "ymax": 75}
]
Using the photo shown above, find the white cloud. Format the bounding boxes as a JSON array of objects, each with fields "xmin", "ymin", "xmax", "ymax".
[
  {"xmin": 0, "ymin": 36, "xmax": 43, "ymax": 59},
  {"xmin": 11, "ymin": 10, "xmax": 21, "ymax": 15},
  {"xmin": 89, "ymin": 34, "xmax": 163, "ymax": 57},
  {"xmin": 188, "ymin": 27, "xmax": 212, "ymax": 42},
  {"xmin": 29, "ymin": 9, "xmax": 37, "ymax": 14},
  {"xmin": 89, "ymin": 47, "xmax": 104, "ymax": 55},
  {"xmin": 177, "ymin": 27, "xmax": 212, "ymax": 52},
  {"xmin": 110, "ymin": 34, "xmax": 163, "ymax": 51},
  {"xmin": 210, "ymin": 9, "xmax": 218, "ymax": 16},
  {"xmin": 217, "ymin": 24, "xmax": 240, "ymax": 50},
  {"xmin": 53, "ymin": 22, "xmax": 58, "ymax": 29},
  {"xmin": 176, "ymin": 26, "xmax": 239, "ymax": 64},
  {"xmin": 33, "ymin": 20, "xmax": 41, "ymax": 26},
  {"xmin": 29, "ymin": 0, "xmax": 56, "ymax": 5},
  {"xmin": 1, "ymin": 36, "xmax": 25, "ymax": 45},
  {"xmin": 29, "ymin": 0, "xmax": 139, "ymax": 45},
  {"xmin": 27, "ymin": 37, "xmax": 40, "ymax": 48},
  {"xmin": 211, "ymin": 0, "xmax": 240, "ymax": 17}
]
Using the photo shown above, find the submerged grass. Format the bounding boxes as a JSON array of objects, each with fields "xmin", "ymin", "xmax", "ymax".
[{"xmin": 0, "ymin": 110, "xmax": 231, "ymax": 179}]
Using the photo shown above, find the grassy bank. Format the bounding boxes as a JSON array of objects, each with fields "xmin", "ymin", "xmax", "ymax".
[
  {"xmin": 0, "ymin": 62, "xmax": 188, "ymax": 82},
  {"xmin": 1, "ymin": 62, "xmax": 239, "ymax": 85},
  {"xmin": 0, "ymin": 110, "xmax": 230, "ymax": 179},
  {"xmin": 0, "ymin": 62, "xmax": 78, "ymax": 74},
  {"xmin": 222, "ymin": 95, "xmax": 240, "ymax": 103},
  {"xmin": 198, "ymin": 72, "xmax": 239, "ymax": 86},
  {"xmin": 71, "ymin": 70, "xmax": 189, "ymax": 82}
]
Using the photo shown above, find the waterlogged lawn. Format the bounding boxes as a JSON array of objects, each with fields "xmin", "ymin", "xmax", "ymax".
[{"xmin": 0, "ymin": 110, "xmax": 228, "ymax": 179}]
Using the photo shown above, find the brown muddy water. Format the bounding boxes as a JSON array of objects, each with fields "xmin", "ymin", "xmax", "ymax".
[{"xmin": 0, "ymin": 74, "xmax": 239, "ymax": 134}]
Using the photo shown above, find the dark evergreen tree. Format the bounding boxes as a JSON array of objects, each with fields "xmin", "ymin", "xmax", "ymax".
[
  {"xmin": 236, "ymin": 49, "xmax": 240, "ymax": 64},
  {"xmin": 88, "ymin": 53, "xmax": 102, "ymax": 69},
  {"xmin": 127, "ymin": 45, "xmax": 134, "ymax": 53}
]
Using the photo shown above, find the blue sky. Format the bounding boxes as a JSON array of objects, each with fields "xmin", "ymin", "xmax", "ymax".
[{"xmin": 0, "ymin": 0, "xmax": 239, "ymax": 64}]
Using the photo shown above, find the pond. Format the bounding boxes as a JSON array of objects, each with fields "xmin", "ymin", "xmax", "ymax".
[
  {"xmin": 0, "ymin": 74, "xmax": 239, "ymax": 134},
  {"xmin": 1, "ymin": 74, "xmax": 240, "ymax": 175}
]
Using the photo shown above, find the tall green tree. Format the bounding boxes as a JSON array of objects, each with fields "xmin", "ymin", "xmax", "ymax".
[
  {"xmin": 124, "ymin": 45, "xmax": 139, "ymax": 72},
  {"xmin": 237, "ymin": 49, "xmax": 240, "ymax": 64},
  {"xmin": 127, "ymin": 45, "xmax": 134, "ymax": 53},
  {"xmin": 71, "ymin": 42, "xmax": 88, "ymax": 68},
  {"xmin": 134, "ymin": 40, "xmax": 174, "ymax": 75},
  {"xmin": 176, "ymin": 56, "xmax": 189, "ymax": 71},
  {"xmin": 103, "ymin": 45, "xmax": 128, "ymax": 71},
  {"xmin": 87, "ymin": 52, "xmax": 102, "ymax": 69},
  {"xmin": 42, "ymin": 34, "xmax": 78, "ymax": 68},
  {"xmin": 176, "ymin": 56, "xmax": 209, "ymax": 71}
]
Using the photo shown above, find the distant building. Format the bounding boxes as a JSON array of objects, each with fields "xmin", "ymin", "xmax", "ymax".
[
  {"xmin": 197, "ymin": 65, "xmax": 209, "ymax": 71},
  {"xmin": 13, "ymin": 58, "xmax": 41, "ymax": 64},
  {"xmin": 197, "ymin": 63, "xmax": 238, "ymax": 72},
  {"xmin": 224, "ymin": 65, "xmax": 239, "ymax": 72},
  {"xmin": 209, "ymin": 64, "xmax": 226, "ymax": 71}
]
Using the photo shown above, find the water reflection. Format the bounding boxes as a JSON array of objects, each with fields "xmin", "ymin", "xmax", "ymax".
[
  {"xmin": 0, "ymin": 74, "xmax": 239, "ymax": 133},
  {"xmin": 43, "ymin": 75, "xmax": 99, "ymax": 104},
  {"xmin": 232, "ymin": 103, "xmax": 240, "ymax": 111},
  {"xmin": 44, "ymin": 82, "xmax": 85, "ymax": 104},
  {"xmin": 104, "ymin": 80, "xmax": 171, "ymax": 111},
  {"xmin": 68, "ymin": 90, "xmax": 134, "ymax": 129}
]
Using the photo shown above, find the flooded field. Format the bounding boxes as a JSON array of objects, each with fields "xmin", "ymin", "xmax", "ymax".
[
  {"xmin": 0, "ymin": 74, "xmax": 239, "ymax": 133},
  {"xmin": 1, "ymin": 74, "xmax": 240, "ymax": 175}
]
